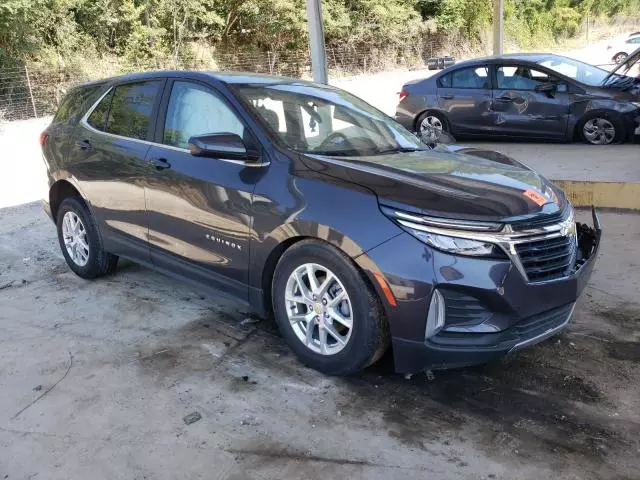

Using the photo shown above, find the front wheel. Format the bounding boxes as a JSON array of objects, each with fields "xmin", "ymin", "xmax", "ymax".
[
  {"xmin": 578, "ymin": 113, "xmax": 625, "ymax": 145},
  {"xmin": 272, "ymin": 240, "xmax": 389, "ymax": 375}
]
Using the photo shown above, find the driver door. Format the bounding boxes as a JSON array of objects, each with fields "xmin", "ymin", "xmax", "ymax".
[
  {"xmin": 491, "ymin": 64, "xmax": 571, "ymax": 138},
  {"xmin": 144, "ymin": 79, "xmax": 263, "ymax": 300}
]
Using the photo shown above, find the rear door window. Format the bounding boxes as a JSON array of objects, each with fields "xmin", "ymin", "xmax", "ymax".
[
  {"xmin": 104, "ymin": 81, "xmax": 162, "ymax": 140},
  {"xmin": 440, "ymin": 66, "xmax": 490, "ymax": 89}
]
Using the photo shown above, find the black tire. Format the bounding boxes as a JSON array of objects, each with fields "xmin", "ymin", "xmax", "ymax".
[
  {"xmin": 577, "ymin": 111, "xmax": 626, "ymax": 145},
  {"xmin": 56, "ymin": 196, "xmax": 118, "ymax": 279},
  {"xmin": 613, "ymin": 52, "xmax": 628, "ymax": 64},
  {"xmin": 416, "ymin": 110, "xmax": 449, "ymax": 134},
  {"xmin": 272, "ymin": 240, "xmax": 389, "ymax": 376}
]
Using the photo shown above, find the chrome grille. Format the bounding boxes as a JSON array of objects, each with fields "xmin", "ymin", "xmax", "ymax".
[{"xmin": 515, "ymin": 235, "xmax": 576, "ymax": 282}]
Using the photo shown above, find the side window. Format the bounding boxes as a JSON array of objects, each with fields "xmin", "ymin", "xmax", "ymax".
[
  {"xmin": 439, "ymin": 73, "xmax": 452, "ymax": 88},
  {"xmin": 54, "ymin": 85, "xmax": 103, "ymax": 125},
  {"xmin": 497, "ymin": 65, "xmax": 561, "ymax": 91},
  {"xmin": 442, "ymin": 67, "xmax": 489, "ymax": 89},
  {"xmin": 164, "ymin": 81, "xmax": 245, "ymax": 149},
  {"xmin": 629, "ymin": 37, "xmax": 640, "ymax": 44},
  {"xmin": 105, "ymin": 81, "xmax": 161, "ymax": 140},
  {"xmin": 87, "ymin": 89, "xmax": 114, "ymax": 131}
]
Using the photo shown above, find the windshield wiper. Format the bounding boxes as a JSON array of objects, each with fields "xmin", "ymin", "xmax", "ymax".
[{"xmin": 376, "ymin": 147, "xmax": 425, "ymax": 155}]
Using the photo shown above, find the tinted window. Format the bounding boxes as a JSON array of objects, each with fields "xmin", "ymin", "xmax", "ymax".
[
  {"xmin": 497, "ymin": 65, "xmax": 561, "ymax": 90},
  {"xmin": 53, "ymin": 85, "xmax": 103, "ymax": 125},
  {"xmin": 164, "ymin": 81, "xmax": 245, "ymax": 149},
  {"xmin": 440, "ymin": 66, "xmax": 489, "ymax": 89},
  {"xmin": 104, "ymin": 81, "xmax": 161, "ymax": 140},
  {"xmin": 87, "ymin": 89, "xmax": 114, "ymax": 131},
  {"xmin": 629, "ymin": 37, "xmax": 640, "ymax": 44}
]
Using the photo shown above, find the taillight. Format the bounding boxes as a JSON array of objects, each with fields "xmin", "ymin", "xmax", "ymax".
[
  {"xmin": 398, "ymin": 90, "xmax": 409, "ymax": 102},
  {"xmin": 39, "ymin": 132, "xmax": 49, "ymax": 146}
]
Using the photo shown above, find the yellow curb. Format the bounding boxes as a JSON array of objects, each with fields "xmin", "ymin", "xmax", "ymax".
[{"xmin": 551, "ymin": 180, "xmax": 640, "ymax": 210}]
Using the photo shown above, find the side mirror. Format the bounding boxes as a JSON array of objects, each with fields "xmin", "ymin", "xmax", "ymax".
[
  {"xmin": 534, "ymin": 83, "xmax": 557, "ymax": 95},
  {"xmin": 188, "ymin": 133, "xmax": 260, "ymax": 162}
]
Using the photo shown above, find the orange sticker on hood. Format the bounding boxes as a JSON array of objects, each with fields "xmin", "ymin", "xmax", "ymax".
[{"xmin": 522, "ymin": 189, "xmax": 548, "ymax": 206}]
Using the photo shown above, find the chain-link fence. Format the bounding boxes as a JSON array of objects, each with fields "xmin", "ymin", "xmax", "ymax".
[{"xmin": 0, "ymin": 36, "xmax": 460, "ymax": 122}]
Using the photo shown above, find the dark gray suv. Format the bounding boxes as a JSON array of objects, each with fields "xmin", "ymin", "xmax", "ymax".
[{"xmin": 41, "ymin": 71, "xmax": 600, "ymax": 375}]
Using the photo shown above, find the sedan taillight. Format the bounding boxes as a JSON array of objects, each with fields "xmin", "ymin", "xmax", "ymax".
[
  {"xmin": 398, "ymin": 90, "xmax": 409, "ymax": 102},
  {"xmin": 39, "ymin": 132, "xmax": 49, "ymax": 146}
]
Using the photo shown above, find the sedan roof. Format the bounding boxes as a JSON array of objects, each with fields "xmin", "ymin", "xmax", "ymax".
[{"xmin": 452, "ymin": 53, "xmax": 566, "ymax": 67}]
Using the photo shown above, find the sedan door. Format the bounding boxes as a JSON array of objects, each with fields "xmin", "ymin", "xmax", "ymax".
[
  {"xmin": 144, "ymin": 79, "xmax": 264, "ymax": 300},
  {"xmin": 491, "ymin": 64, "xmax": 570, "ymax": 139},
  {"xmin": 436, "ymin": 65, "xmax": 493, "ymax": 134}
]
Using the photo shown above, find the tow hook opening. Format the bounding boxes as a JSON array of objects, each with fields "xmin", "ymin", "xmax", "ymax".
[{"xmin": 574, "ymin": 217, "xmax": 599, "ymax": 273}]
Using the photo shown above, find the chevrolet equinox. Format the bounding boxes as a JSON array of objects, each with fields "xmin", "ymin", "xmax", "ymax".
[{"xmin": 41, "ymin": 71, "xmax": 601, "ymax": 375}]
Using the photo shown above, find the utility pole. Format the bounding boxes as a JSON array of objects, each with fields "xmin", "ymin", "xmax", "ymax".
[
  {"xmin": 493, "ymin": 0, "xmax": 504, "ymax": 55},
  {"xmin": 306, "ymin": 0, "xmax": 328, "ymax": 84}
]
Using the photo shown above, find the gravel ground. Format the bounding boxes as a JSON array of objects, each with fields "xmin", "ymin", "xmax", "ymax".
[{"xmin": 1, "ymin": 202, "xmax": 639, "ymax": 480}]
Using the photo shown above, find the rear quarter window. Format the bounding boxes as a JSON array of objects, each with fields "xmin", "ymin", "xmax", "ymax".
[{"xmin": 52, "ymin": 84, "xmax": 104, "ymax": 125}]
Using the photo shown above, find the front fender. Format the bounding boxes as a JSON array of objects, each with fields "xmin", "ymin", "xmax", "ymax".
[{"xmin": 248, "ymin": 162, "xmax": 404, "ymax": 291}]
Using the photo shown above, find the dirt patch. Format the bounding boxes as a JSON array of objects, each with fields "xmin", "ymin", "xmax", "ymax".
[
  {"xmin": 337, "ymin": 334, "xmax": 638, "ymax": 474},
  {"xmin": 595, "ymin": 304, "xmax": 640, "ymax": 331},
  {"xmin": 606, "ymin": 341, "xmax": 640, "ymax": 363}
]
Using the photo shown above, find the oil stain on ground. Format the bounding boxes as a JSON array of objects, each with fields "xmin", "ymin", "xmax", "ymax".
[{"xmin": 339, "ymin": 340, "xmax": 638, "ymax": 475}]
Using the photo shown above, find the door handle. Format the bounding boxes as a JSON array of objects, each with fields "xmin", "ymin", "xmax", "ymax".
[
  {"xmin": 494, "ymin": 96, "xmax": 514, "ymax": 102},
  {"xmin": 441, "ymin": 94, "xmax": 455, "ymax": 99},
  {"xmin": 75, "ymin": 139, "xmax": 93, "ymax": 151},
  {"xmin": 151, "ymin": 158, "xmax": 171, "ymax": 170}
]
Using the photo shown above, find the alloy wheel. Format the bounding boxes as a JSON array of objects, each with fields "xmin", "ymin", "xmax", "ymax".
[
  {"xmin": 614, "ymin": 53, "xmax": 628, "ymax": 64},
  {"xmin": 583, "ymin": 118, "xmax": 616, "ymax": 145},
  {"xmin": 62, "ymin": 211, "xmax": 90, "ymax": 266},
  {"xmin": 419, "ymin": 115, "xmax": 444, "ymax": 143},
  {"xmin": 284, "ymin": 263, "xmax": 353, "ymax": 355}
]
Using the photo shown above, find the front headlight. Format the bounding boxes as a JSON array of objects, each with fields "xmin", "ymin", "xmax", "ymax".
[
  {"xmin": 404, "ymin": 227, "xmax": 498, "ymax": 256},
  {"xmin": 380, "ymin": 206, "xmax": 506, "ymax": 257}
]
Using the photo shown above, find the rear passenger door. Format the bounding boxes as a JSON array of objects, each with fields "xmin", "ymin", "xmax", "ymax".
[
  {"xmin": 437, "ymin": 65, "xmax": 493, "ymax": 134},
  {"xmin": 72, "ymin": 79, "xmax": 164, "ymax": 259},
  {"xmin": 43, "ymin": 84, "xmax": 104, "ymax": 172}
]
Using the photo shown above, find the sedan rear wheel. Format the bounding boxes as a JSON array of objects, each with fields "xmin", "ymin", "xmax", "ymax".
[
  {"xmin": 417, "ymin": 112, "xmax": 448, "ymax": 144},
  {"xmin": 613, "ymin": 52, "xmax": 628, "ymax": 64}
]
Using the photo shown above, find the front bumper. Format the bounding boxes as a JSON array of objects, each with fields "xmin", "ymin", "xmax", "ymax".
[{"xmin": 358, "ymin": 209, "xmax": 601, "ymax": 373}]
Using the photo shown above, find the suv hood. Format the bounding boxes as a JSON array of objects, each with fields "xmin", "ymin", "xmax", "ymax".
[{"xmin": 302, "ymin": 148, "xmax": 564, "ymax": 223}]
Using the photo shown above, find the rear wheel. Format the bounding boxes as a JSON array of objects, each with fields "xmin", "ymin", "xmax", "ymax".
[
  {"xmin": 56, "ymin": 197, "xmax": 118, "ymax": 279},
  {"xmin": 272, "ymin": 240, "xmax": 389, "ymax": 375},
  {"xmin": 613, "ymin": 52, "xmax": 628, "ymax": 64},
  {"xmin": 578, "ymin": 112, "xmax": 625, "ymax": 145},
  {"xmin": 416, "ymin": 111, "xmax": 449, "ymax": 144}
]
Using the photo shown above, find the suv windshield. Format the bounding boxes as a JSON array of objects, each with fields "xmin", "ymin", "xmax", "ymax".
[{"xmin": 235, "ymin": 83, "xmax": 425, "ymax": 156}]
